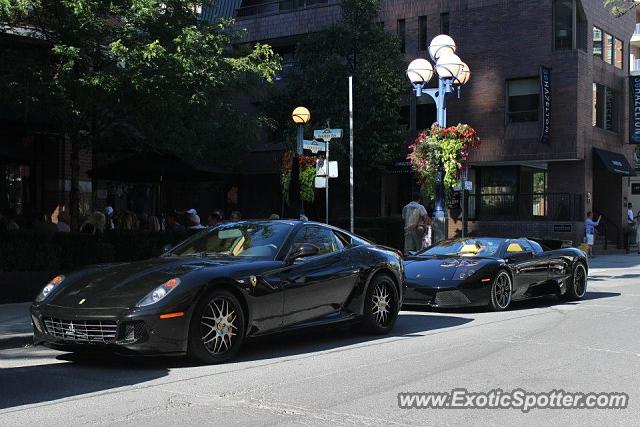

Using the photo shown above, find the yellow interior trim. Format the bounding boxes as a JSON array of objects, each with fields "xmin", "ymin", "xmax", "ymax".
[
  {"xmin": 459, "ymin": 244, "xmax": 479, "ymax": 254},
  {"xmin": 506, "ymin": 243, "xmax": 523, "ymax": 253}
]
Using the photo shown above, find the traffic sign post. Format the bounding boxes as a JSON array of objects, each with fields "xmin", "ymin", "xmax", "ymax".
[{"xmin": 313, "ymin": 127, "xmax": 343, "ymax": 224}]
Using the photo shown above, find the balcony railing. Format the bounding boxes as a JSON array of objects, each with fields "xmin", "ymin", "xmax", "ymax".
[
  {"xmin": 468, "ymin": 192, "xmax": 584, "ymax": 222},
  {"xmin": 236, "ymin": 0, "xmax": 331, "ymax": 18}
]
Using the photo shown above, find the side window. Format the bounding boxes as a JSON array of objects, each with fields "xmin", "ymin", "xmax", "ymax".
[
  {"xmin": 291, "ymin": 226, "xmax": 342, "ymax": 256},
  {"xmin": 518, "ymin": 240, "xmax": 534, "ymax": 253},
  {"xmin": 505, "ymin": 242, "xmax": 525, "ymax": 253}
]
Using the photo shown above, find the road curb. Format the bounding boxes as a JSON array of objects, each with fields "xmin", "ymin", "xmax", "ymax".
[{"xmin": 0, "ymin": 334, "xmax": 33, "ymax": 350}]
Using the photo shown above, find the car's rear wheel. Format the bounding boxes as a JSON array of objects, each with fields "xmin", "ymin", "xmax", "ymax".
[
  {"xmin": 188, "ymin": 289, "xmax": 245, "ymax": 364},
  {"xmin": 563, "ymin": 262, "xmax": 587, "ymax": 300},
  {"xmin": 361, "ymin": 274, "xmax": 399, "ymax": 334},
  {"xmin": 488, "ymin": 270, "xmax": 512, "ymax": 311}
]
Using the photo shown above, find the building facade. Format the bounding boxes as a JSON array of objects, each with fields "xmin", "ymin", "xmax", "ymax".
[{"xmin": 212, "ymin": 0, "xmax": 636, "ymax": 246}]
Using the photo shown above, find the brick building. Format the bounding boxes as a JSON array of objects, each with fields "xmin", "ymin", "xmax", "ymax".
[{"xmin": 207, "ymin": 0, "xmax": 637, "ymax": 247}]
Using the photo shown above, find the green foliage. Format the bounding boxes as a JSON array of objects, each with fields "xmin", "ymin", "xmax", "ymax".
[
  {"xmin": 408, "ymin": 124, "xmax": 481, "ymax": 200},
  {"xmin": 261, "ymin": 0, "xmax": 406, "ymax": 190},
  {"xmin": 0, "ymin": 1, "xmax": 281, "ymax": 165},
  {"xmin": 603, "ymin": 0, "xmax": 639, "ymax": 15},
  {"xmin": 280, "ymin": 152, "xmax": 316, "ymax": 204}
]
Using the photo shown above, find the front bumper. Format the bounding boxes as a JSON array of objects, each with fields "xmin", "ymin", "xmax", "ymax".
[
  {"xmin": 30, "ymin": 304, "xmax": 190, "ymax": 355},
  {"xmin": 403, "ymin": 279, "xmax": 491, "ymax": 308}
]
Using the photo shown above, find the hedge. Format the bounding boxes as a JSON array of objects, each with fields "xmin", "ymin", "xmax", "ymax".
[{"xmin": 0, "ymin": 230, "xmax": 197, "ymax": 273}]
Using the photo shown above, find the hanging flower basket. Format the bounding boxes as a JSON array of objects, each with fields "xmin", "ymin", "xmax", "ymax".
[
  {"xmin": 281, "ymin": 151, "xmax": 317, "ymax": 204},
  {"xmin": 407, "ymin": 123, "xmax": 481, "ymax": 199}
]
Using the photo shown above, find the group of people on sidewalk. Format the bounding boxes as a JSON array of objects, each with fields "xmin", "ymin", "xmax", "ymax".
[{"xmin": 584, "ymin": 202, "xmax": 640, "ymax": 256}]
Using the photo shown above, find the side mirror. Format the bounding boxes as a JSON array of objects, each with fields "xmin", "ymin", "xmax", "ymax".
[
  {"xmin": 161, "ymin": 244, "xmax": 173, "ymax": 254},
  {"xmin": 287, "ymin": 243, "xmax": 319, "ymax": 261}
]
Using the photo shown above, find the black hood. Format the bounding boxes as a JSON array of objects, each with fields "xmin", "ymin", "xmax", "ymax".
[
  {"xmin": 47, "ymin": 256, "xmax": 240, "ymax": 309},
  {"xmin": 404, "ymin": 256, "xmax": 493, "ymax": 282}
]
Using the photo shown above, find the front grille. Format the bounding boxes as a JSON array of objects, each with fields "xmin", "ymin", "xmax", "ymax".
[
  {"xmin": 434, "ymin": 290, "xmax": 471, "ymax": 307},
  {"xmin": 43, "ymin": 317, "xmax": 118, "ymax": 343}
]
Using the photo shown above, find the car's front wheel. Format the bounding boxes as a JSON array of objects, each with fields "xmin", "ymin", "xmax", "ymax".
[
  {"xmin": 562, "ymin": 262, "xmax": 587, "ymax": 300},
  {"xmin": 188, "ymin": 289, "xmax": 246, "ymax": 364},
  {"xmin": 361, "ymin": 274, "xmax": 399, "ymax": 334},
  {"xmin": 488, "ymin": 270, "xmax": 512, "ymax": 311}
]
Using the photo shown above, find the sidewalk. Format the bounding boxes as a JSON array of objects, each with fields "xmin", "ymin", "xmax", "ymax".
[{"xmin": 0, "ymin": 302, "xmax": 33, "ymax": 350}]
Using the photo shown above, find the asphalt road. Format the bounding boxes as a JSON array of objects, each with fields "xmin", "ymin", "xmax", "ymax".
[{"xmin": 1, "ymin": 259, "xmax": 639, "ymax": 426}]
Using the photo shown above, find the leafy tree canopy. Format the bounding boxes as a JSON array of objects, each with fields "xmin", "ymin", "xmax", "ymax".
[
  {"xmin": 603, "ymin": 0, "xmax": 640, "ymax": 15},
  {"xmin": 0, "ymin": 0, "xmax": 281, "ymax": 165},
  {"xmin": 262, "ymin": 0, "xmax": 407, "ymax": 189}
]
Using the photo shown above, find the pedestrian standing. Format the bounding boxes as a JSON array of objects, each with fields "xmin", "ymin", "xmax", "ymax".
[
  {"xmin": 186, "ymin": 209, "xmax": 205, "ymax": 229},
  {"xmin": 584, "ymin": 211, "xmax": 601, "ymax": 257},
  {"xmin": 104, "ymin": 206, "xmax": 115, "ymax": 231},
  {"xmin": 402, "ymin": 193, "xmax": 428, "ymax": 254},
  {"xmin": 57, "ymin": 211, "xmax": 71, "ymax": 233},
  {"xmin": 625, "ymin": 203, "xmax": 635, "ymax": 254}
]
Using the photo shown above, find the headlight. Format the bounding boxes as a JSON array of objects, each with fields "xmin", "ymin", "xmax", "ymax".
[
  {"xmin": 455, "ymin": 268, "xmax": 477, "ymax": 280},
  {"xmin": 35, "ymin": 275, "xmax": 65, "ymax": 302},
  {"xmin": 136, "ymin": 278, "xmax": 181, "ymax": 307}
]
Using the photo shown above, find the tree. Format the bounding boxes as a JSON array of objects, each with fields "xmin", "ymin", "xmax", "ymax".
[
  {"xmin": 262, "ymin": 0, "xmax": 407, "ymax": 214},
  {"xmin": 603, "ymin": 0, "xmax": 639, "ymax": 15},
  {"xmin": 0, "ymin": 1, "xmax": 280, "ymax": 228}
]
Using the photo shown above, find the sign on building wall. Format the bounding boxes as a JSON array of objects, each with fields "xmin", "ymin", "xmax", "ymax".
[
  {"xmin": 539, "ymin": 66, "xmax": 551, "ymax": 144},
  {"xmin": 629, "ymin": 76, "xmax": 640, "ymax": 144}
]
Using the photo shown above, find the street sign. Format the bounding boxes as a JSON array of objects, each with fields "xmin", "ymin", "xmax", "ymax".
[
  {"xmin": 313, "ymin": 128, "xmax": 343, "ymax": 142},
  {"xmin": 316, "ymin": 160, "xmax": 338, "ymax": 178},
  {"xmin": 315, "ymin": 176, "xmax": 327, "ymax": 188},
  {"xmin": 329, "ymin": 161, "xmax": 338, "ymax": 178},
  {"xmin": 303, "ymin": 139, "xmax": 326, "ymax": 154},
  {"xmin": 464, "ymin": 180, "xmax": 473, "ymax": 191}
]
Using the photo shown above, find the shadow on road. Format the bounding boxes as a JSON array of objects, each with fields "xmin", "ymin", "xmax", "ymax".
[
  {"xmin": 0, "ymin": 355, "xmax": 170, "ymax": 410},
  {"xmin": 0, "ymin": 313, "xmax": 472, "ymax": 410},
  {"xmin": 238, "ymin": 313, "xmax": 473, "ymax": 362},
  {"xmin": 404, "ymin": 290, "xmax": 621, "ymax": 314}
]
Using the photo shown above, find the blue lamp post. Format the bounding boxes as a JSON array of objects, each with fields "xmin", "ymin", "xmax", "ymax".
[{"xmin": 407, "ymin": 34, "xmax": 470, "ymax": 243}]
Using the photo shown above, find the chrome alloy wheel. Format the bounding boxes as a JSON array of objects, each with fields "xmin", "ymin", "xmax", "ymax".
[
  {"xmin": 573, "ymin": 264, "xmax": 587, "ymax": 298},
  {"xmin": 371, "ymin": 281, "xmax": 392, "ymax": 326},
  {"xmin": 200, "ymin": 297, "xmax": 238, "ymax": 355},
  {"xmin": 493, "ymin": 272, "xmax": 512, "ymax": 310}
]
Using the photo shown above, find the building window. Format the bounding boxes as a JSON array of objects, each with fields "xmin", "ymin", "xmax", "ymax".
[
  {"xmin": 614, "ymin": 37, "xmax": 623, "ymax": 69},
  {"xmin": 397, "ymin": 19, "xmax": 406, "ymax": 53},
  {"xmin": 593, "ymin": 83, "xmax": 619, "ymax": 132},
  {"xmin": 593, "ymin": 27, "xmax": 602, "ymax": 58},
  {"xmin": 419, "ymin": 16, "xmax": 428, "ymax": 51},
  {"xmin": 532, "ymin": 171, "xmax": 548, "ymax": 217},
  {"xmin": 554, "ymin": 0, "xmax": 587, "ymax": 51},
  {"xmin": 554, "ymin": 0, "xmax": 573, "ymax": 49},
  {"xmin": 440, "ymin": 13, "xmax": 449, "ymax": 35},
  {"xmin": 507, "ymin": 78, "xmax": 539, "ymax": 123},
  {"xmin": 604, "ymin": 32, "xmax": 614, "ymax": 64}
]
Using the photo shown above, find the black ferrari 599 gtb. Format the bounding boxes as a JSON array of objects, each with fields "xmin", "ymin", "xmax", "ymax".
[
  {"xmin": 403, "ymin": 237, "xmax": 588, "ymax": 311},
  {"xmin": 31, "ymin": 221, "xmax": 404, "ymax": 364}
]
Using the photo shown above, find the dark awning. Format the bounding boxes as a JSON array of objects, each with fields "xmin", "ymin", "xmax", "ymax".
[
  {"xmin": 88, "ymin": 153, "xmax": 231, "ymax": 183},
  {"xmin": 593, "ymin": 148, "xmax": 636, "ymax": 176}
]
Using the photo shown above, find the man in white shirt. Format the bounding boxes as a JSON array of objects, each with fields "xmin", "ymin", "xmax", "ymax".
[
  {"xmin": 402, "ymin": 193, "xmax": 428, "ymax": 254},
  {"xmin": 625, "ymin": 203, "xmax": 635, "ymax": 254}
]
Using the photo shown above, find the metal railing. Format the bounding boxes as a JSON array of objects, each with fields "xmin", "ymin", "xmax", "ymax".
[
  {"xmin": 597, "ymin": 215, "xmax": 620, "ymax": 250},
  {"xmin": 468, "ymin": 192, "xmax": 584, "ymax": 222},
  {"xmin": 236, "ymin": 0, "xmax": 330, "ymax": 18}
]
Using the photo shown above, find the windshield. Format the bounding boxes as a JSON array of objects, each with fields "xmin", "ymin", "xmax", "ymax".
[
  {"xmin": 420, "ymin": 238, "xmax": 504, "ymax": 258},
  {"xmin": 167, "ymin": 222, "xmax": 294, "ymax": 259}
]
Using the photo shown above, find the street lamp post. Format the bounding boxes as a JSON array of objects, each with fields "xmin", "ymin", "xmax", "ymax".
[
  {"xmin": 407, "ymin": 35, "xmax": 471, "ymax": 243},
  {"xmin": 290, "ymin": 106, "xmax": 311, "ymax": 219}
]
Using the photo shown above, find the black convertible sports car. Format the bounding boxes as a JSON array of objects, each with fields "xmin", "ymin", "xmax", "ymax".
[
  {"xmin": 31, "ymin": 220, "xmax": 403, "ymax": 363},
  {"xmin": 403, "ymin": 237, "xmax": 588, "ymax": 311}
]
